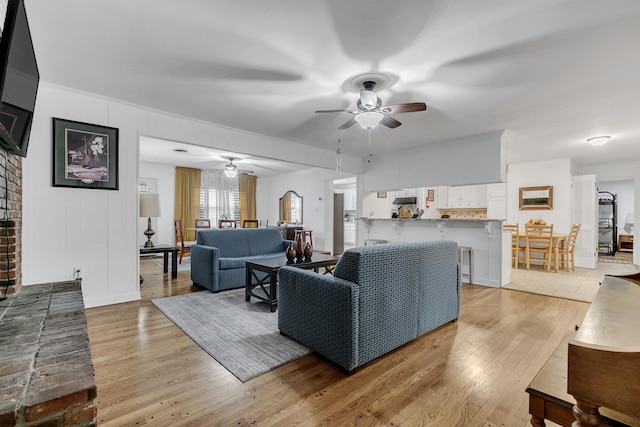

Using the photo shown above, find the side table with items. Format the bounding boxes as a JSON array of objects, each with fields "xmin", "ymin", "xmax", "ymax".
[{"xmin": 140, "ymin": 244, "xmax": 179, "ymax": 279}]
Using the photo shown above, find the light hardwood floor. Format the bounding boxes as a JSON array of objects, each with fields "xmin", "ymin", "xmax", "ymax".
[{"xmin": 86, "ymin": 258, "xmax": 597, "ymax": 427}]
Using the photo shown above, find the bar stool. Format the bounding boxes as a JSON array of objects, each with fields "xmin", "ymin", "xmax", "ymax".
[
  {"xmin": 293, "ymin": 229, "xmax": 313, "ymax": 247},
  {"xmin": 458, "ymin": 246, "xmax": 473, "ymax": 284}
]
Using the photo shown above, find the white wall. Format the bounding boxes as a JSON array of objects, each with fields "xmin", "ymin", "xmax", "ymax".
[
  {"xmin": 23, "ymin": 83, "xmax": 362, "ymax": 308},
  {"xmin": 139, "ymin": 162, "xmax": 175, "ymax": 247},
  {"xmin": 507, "ymin": 158, "xmax": 573, "ymax": 234},
  {"xmin": 362, "ymin": 131, "xmax": 506, "ymax": 192}
]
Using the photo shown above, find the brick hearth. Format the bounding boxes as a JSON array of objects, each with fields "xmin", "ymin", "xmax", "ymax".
[{"xmin": 0, "ymin": 281, "xmax": 97, "ymax": 426}]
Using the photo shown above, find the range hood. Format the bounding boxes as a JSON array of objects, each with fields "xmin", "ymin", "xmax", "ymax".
[{"xmin": 392, "ymin": 197, "xmax": 417, "ymax": 205}]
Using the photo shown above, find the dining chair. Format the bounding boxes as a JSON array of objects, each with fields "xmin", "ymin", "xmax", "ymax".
[
  {"xmin": 558, "ymin": 224, "xmax": 581, "ymax": 272},
  {"xmin": 525, "ymin": 224, "xmax": 554, "ymax": 272},
  {"xmin": 242, "ymin": 219, "xmax": 259, "ymax": 228},
  {"xmin": 174, "ymin": 219, "xmax": 196, "ymax": 264},
  {"xmin": 504, "ymin": 223, "xmax": 524, "ymax": 269},
  {"xmin": 195, "ymin": 218, "xmax": 211, "ymax": 228},
  {"xmin": 218, "ymin": 219, "xmax": 237, "ymax": 228}
]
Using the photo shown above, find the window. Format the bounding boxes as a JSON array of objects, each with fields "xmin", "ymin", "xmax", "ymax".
[{"xmin": 199, "ymin": 171, "xmax": 240, "ymax": 222}]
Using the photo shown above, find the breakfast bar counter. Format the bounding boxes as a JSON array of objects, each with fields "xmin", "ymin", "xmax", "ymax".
[{"xmin": 356, "ymin": 218, "xmax": 511, "ymax": 287}]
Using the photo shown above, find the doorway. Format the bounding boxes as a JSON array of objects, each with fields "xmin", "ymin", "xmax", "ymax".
[
  {"xmin": 598, "ymin": 180, "xmax": 634, "ymax": 264},
  {"xmin": 333, "ymin": 177, "xmax": 357, "ymax": 253}
]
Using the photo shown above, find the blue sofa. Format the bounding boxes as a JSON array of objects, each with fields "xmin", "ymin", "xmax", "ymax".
[
  {"xmin": 191, "ymin": 228, "xmax": 291, "ymax": 292},
  {"xmin": 277, "ymin": 240, "xmax": 461, "ymax": 373}
]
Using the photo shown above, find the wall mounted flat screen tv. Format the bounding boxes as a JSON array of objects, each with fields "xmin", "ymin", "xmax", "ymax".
[{"xmin": 0, "ymin": 0, "xmax": 39, "ymax": 157}]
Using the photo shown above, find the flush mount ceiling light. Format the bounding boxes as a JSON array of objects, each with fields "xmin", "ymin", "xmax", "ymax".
[
  {"xmin": 355, "ymin": 111, "xmax": 384, "ymax": 129},
  {"xmin": 587, "ymin": 136, "xmax": 611, "ymax": 146},
  {"xmin": 224, "ymin": 157, "xmax": 238, "ymax": 177}
]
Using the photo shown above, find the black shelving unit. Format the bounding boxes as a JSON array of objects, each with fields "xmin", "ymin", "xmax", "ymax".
[{"xmin": 598, "ymin": 191, "xmax": 617, "ymax": 255}]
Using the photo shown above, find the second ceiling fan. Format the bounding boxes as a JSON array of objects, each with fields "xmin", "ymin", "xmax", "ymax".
[{"xmin": 315, "ymin": 80, "xmax": 427, "ymax": 130}]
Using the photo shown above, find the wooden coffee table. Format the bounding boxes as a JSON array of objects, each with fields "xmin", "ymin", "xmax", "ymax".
[{"xmin": 245, "ymin": 253, "xmax": 340, "ymax": 312}]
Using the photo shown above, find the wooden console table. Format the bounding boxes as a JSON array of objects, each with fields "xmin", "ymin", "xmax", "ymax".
[
  {"xmin": 567, "ymin": 273, "xmax": 640, "ymax": 425},
  {"xmin": 526, "ymin": 334, "xmax": 638, "ymax": 426},
  {"xmin": 526, "ymin": 273, "xmax": 640, "ymax": 427}
]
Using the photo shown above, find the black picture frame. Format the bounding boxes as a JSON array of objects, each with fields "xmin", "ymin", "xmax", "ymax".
[{"xmin": 52, "ymin": 118, "xmax": 119, "ymax": 190}]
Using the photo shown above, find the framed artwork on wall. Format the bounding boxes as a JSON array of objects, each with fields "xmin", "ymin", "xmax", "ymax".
[
  {"xmin": 519, "ymin": 185, "xmax": 553, "ymax": 210},
  {"xmin": 377, "ymin": 192, "xmax": 387, "ymax": 198},
  {"xmin": 427, "ymin": 189, "xmax": 435, "ymax": 202},
  {"xmin": 52, "ymin": 118, "xmax": 119, "ymax": 190}
]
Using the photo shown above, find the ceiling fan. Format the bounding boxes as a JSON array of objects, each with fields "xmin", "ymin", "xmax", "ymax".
[
  {"xmin": 315, "ymin": 80, "xmax": 427, "ymax": 130},
  {"xmin": 222, "ymin": 157, "xmax": 254, "ymax": 177}
]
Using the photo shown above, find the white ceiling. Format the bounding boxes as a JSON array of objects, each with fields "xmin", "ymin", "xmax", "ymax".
[
  {"xmin": 138, "ymin": 136, "xmax": 310, "ymax": 177},
  {"xmin": 26, "ymin": 0, "xmax": 640, "ymax": 171}
]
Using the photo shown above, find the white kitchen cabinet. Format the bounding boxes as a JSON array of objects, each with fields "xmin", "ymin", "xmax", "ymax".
[
  {"xmin": 448, "ymin": 185, "xmax": 487, "ymax": 208},
  {"xmin": 344, "ymin": 223, "xmax": 356, "ymax": 244},
  {"xmin": 436, "ymin": 186, "xmax": 448, "ymax": 208},
  {"xmin": 487, "ymin": 197, "xmax": 507, "ymax": 219},
  {"xmin": 487, "ymin": 183, "xmax": 507, "ymax": 198},
  {"xmin": 343, "ymin": 190, "xmax": 356, "ymax": 211},
  {"xmin": 475, "ymin": 185, "xmax": 487, "ymax": 208},
  {"xmin": 486, "ymin": 183, "xmax": 507, "ymax": 218}
]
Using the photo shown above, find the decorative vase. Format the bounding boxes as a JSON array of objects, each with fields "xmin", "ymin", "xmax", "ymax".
[
  {"xmin": 296, "ymin": 235, "xmax": 304, "ymax": 261},
  {"xmin": 286, "ymin": 242, "xmax": 296, "ymax": 261},
  {"xmin": 303, "ymin": 242, "xmax": 313, "ymax": 259}
]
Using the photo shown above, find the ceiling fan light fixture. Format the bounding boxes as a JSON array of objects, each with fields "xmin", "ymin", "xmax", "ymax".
[
  {"xmin": 224, "ymin": 158, "xmax": 238, "ymax": 177},
  {"xmin": 360, "ymin": 89, "xmax": 377, "ymax": 109},
  {"xmin": 355, "ymin": 112, "xmax": 383, "ymax": 129},
  {"xmin": 587, "ymin": 135, "xmax": 611, "ymax": 146}
]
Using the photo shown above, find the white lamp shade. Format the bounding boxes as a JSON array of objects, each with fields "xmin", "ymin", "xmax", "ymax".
[
  {"xmin": 355, "ymin": 112, "xmax": 383, "ymax": 129},
  {"xmin": 140, "ymin": 193, "xmax": 161, "ymax": 218}
]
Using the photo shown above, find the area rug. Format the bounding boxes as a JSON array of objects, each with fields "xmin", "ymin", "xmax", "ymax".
[
  {"xmin": 502, "ymin": 268, "xmax": 599, "ymax": 303},
  {"xmin": 152, "ymin": 255, "xmax": 191, "ymax": 272},
  {"xmin": 151, "ymin": 288, "xmax": 310, "ymax": 382}
]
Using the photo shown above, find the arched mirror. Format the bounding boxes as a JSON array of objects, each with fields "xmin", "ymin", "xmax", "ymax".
[{"xmin": 279, "ymin": 190, "xmax": 303, "ymax": 224}]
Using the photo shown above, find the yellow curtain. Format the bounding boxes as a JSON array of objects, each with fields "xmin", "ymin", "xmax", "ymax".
[
  {"xmin": 175, "ymin": 167, "xmax": 201, "ymax": 242},
  {"xmin": 239, "ymin": 174, "xmax": 257, "ymax": 224}
]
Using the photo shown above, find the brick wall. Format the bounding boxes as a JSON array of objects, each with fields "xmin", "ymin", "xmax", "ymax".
[{"xmin": 0, "ymin": 150, "xmax": 21, "ymax": 296}]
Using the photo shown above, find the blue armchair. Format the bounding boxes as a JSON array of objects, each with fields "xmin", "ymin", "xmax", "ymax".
[{"xmin": 277, "ymin": 241, "xmax": 461, "ymax": 373}]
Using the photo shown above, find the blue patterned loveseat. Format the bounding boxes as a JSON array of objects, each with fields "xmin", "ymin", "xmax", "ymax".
[
  {"xmin": 191, "ymin": 228, "xmax": 290, "ymax": 292},
  {"xmin": 277, "ymin": 240, "xmax": 461, "ymax": 373}
]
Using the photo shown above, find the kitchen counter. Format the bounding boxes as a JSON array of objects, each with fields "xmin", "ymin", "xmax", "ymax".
[
  {"xmin": 356, "ymin": 217, "xmax": 505, "ymax": 222},
  {"xmin": 355, "ymin": 217, "xmax": 511, "ymax": 288}
]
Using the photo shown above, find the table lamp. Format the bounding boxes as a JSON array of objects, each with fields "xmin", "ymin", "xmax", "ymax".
[
  {"xmin": 140, "ymin": 193, "xmax": 161, "ymax": 248},
  {"xmin": 624, "ymin": 212, "xmax": 634, "ymax": 234}
]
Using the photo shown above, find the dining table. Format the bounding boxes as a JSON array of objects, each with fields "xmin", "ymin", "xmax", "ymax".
[{"xmin": 519, "ymin": 231, "xmax": 569, "ymax": 273}]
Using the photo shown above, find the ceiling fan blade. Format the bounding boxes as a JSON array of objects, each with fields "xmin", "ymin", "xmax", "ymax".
[
  {"xmin": 338, "ymin": 118, "xmax": 357, "ymax": 130},
  {"xmin": 380, "ymin": 115, "xmax": 402, "ymax": 129},
  {"xmin": 315, "ymin": 109, "xmax": 356, "ymax": 114},
  {"xmin": 381, "ymin": 102, "xmax": 427, "ymax": 114}
]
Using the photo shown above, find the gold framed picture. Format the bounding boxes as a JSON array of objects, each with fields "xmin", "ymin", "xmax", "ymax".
[
  {"xmin": 427, "ymin": 189, "xmax": 435, "ymax": 202},
  {"xmin": 377, "ymin": 192, "xmax": 387, "ymax": 198}
]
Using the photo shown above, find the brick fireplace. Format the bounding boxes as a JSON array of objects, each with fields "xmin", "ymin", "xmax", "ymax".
[
  {"xmin": 0, "ymin": 150, "xmax": 22, "ymax": 296},
  {"xmin": 0, "ymin": 150, "xmax": 97, "ymax": 426}
]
